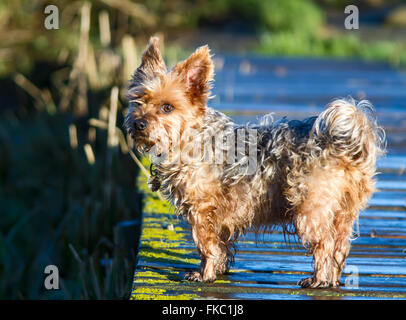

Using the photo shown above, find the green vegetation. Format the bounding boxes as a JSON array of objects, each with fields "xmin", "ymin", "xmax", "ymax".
[
  {"xmin": 0, "ymin": 0, "xmax": 147, "ymax": 299},
  {"xmin": 255, "ymin": 0, "xmax": 406, "ymax": 66},
  {"xmin": 1, "ymin": 0, "xmax": 405, "ymax": 80},
  {"xmin": 175, "ymin": 0, "xmax": 406, "ymax": 67},
  {"xmin": 0, "ymin": 102, "xmax": 142, "ymax": 299},
  {"xmin": 257, "ymin": 32, "xmax": 406, "ymax": 66}
]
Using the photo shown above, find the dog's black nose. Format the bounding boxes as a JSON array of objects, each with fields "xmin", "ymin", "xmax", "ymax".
[{"xmin": 134, "ymin": 118, "xmax": 148, "ymax": 131}]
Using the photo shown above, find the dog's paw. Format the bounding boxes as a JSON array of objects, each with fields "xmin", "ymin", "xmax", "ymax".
[
  {"xmin": 184, "ymin": 271, "xmax": 202, "ymax": 282},
  {"xmin": 332, "ymin": 280, "xmax": 344, "ymax": 288},
  {"xmin": 202, "ymin": 274, "xmax": 216, "ymax": 283},
  {"xmin": 298, "ymin": 277, "xmax": 332, "ymax": 289}
]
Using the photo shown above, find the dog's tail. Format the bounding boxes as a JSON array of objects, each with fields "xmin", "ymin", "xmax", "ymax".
[{"xmin": 311, "ymin": 98, "xmax": 386, "ymax": 170}]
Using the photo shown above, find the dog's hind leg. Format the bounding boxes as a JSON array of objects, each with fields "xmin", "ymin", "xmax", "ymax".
[
  {"xmin": 290, "ymin": 164, "xmax": 355, "ymax": 288},
  {"xmin": 297, "ymin": 233, "xmax": 336, "ymax": 289},
  {"xmin": 293, "ymin": 187, "xmax": 338, "ymax": 288},
  {"xmin": 331, "ymin": 211, "xmax": 355, "ymax": 287}
]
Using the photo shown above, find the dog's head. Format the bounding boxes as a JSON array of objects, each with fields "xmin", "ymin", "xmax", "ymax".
[{"xmin": 125, "ymin": 37, "xmax": 214, "ymax": 157}]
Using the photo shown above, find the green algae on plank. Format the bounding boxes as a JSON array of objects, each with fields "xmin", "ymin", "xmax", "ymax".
[
  {"xmin": 137, "ymin": 212, "xmax": 198, "ymax": 266},
  {"xmin": 140, "ymin": 240, "xmax": 191, "ymax": 252},
  {"xmin": 212, "ymin": 279, "xmax": 235, "ymax": 284},
  {"xmin": 144, "ymin": 215, "xmax": 178, "ymax": 222},
  {"xmin": 144, "ymin": 198, "xmax": 174, "ymax": 215},
  {"xmin": 131, "ymin": 292, "xmax": 200, "ymax": 300},
  {"xmin": 137, "ymin": 229, "xmax": 199, "ymax": 265},
  {"xmin": 133, "ymin": 269, "xmax": 185, "ymax": 291},
  {"xmin": 138, "ymin": 248, "xmax": 200, "ymax": 265},
  {"xmin": 141, "ymin": 227, "xmax": 186, "ymax": 242},
  {"xmin": 134, "ymin": 278, "xmax": 175, "ymax": 285},
  {"xmin": 133, "ymin": 282, "xmax": 406, "ymax": 299},
  {"xmin": 134, "ymin": 274, "xmax": 178, "ymax": 285},
  {"xmin": 140, "ymin": 239, "xmax": 186, "ymax": 249},
  {"xmin": 131, "ymin": 286, "xmax": 199, "ymax": 300},
  {"xmin": 132, "ymin": 161, "xmax": 202, "ymax": 299},
  {"xmin": 136, "ymin": 270, "xmax": 176, "ymax": 279},
  {"xmin": 137, "ymin": 157, "xmax": 176, "ymax": 215}
]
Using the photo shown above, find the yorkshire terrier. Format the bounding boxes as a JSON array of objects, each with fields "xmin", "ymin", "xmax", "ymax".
[{"xmin": 125, "ymin": 37, "xmax": 385, "ymax": 288}]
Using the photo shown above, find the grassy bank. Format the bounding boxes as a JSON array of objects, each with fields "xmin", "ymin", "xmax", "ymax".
[
  {"xmin": 0, "ymin": 92, "xmax": 143, "ymax": 299},
  {"xmin": 0, "ymin": 1, "xmax": 147, "ymax": 299},
  {"xmin": 257, "ymin": 32, "xmax": 406, "ymax": 67}
]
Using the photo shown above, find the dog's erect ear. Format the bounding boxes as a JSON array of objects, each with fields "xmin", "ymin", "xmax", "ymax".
[
  {"xmin": 173, "ymin": 45, "xmax": 214, "ymax": 106},
  {"xmin": 130, "ymin": 37, "xmax": 167, "ymax": 86}
]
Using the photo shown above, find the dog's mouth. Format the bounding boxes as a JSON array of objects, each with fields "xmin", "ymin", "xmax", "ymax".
[
  {"xmin": 132, "ymin": 136, "xmax": 163, "ymax": 157},
  {"xmin": 128, "ymin": 128, "xmax": 168, "ymax": 159},
  {"xmin": 129, "ymin": 132, "xmax": 153, "ymax": 152},
  {"xmin": 143, "ymin": 146, "xmax": 162, "ymax": 158},
  {"xmin": 136, "ymin": 140, "xmax": 154, "ymax": 154}
]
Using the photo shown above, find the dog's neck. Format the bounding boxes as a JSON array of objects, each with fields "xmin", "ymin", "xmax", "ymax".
[
  {"xmin": 149, "ymin": 107, "xmax": 236, "ymax": 215},
  {"xmin": 150, "ymin": 107, "xmax": 234, "ymax": 167}
]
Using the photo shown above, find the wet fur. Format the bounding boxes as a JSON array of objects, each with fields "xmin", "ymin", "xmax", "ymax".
[{"xmin": 125, "ymin": 37, "xmax": 386, "ymax": 288}]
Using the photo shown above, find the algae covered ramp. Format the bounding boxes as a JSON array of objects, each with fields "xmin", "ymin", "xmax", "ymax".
[{"xmin": 130, "ymin": 56, "xmax": 406, "ymax": 300}]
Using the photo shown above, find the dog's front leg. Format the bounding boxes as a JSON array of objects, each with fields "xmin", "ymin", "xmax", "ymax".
[
  {"xmin": 184, "ymin": 247, "xmax": 206, "ymax": 282},
  {"xmin": 184, "ymin": 207, "xmax": 224, "ymax": 283}
]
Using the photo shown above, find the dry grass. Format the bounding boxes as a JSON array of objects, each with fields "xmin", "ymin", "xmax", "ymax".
[{"xmin": 0, "ymin": 2, "xmax": 159, "ymax": 299}]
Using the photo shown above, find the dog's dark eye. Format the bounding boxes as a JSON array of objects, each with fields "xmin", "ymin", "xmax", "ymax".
[{"xmin": 161, "ymin": 104, "xmax": 174, "ymax": 114}]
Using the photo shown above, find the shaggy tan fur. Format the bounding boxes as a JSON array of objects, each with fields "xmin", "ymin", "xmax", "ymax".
[{"xmin": 125, "ymin": 37, "xmax": 386, "ymax": 288}]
